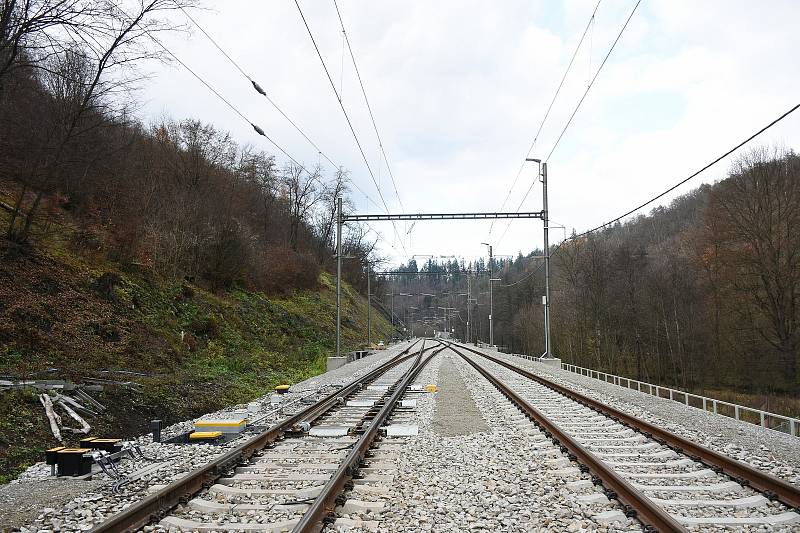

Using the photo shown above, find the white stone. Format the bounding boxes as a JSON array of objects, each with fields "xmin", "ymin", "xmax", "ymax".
[
  {"xmin": 577, "ymin": 493, "xmax": 609, "ymax": 504},
  {"xmin": 594, "ymin": 510, "xmax": 626, "ymax": 524},
  {"xmin": 385, "ymin": 424, "xmax": 418, "ymax": 437},
  {"xmin": 341, "ymin": 499, "xmax": 385, "ymax": 514},
  {"xmin": 309, "ymin": 425, "xmax": 349, "ymax": 437}
]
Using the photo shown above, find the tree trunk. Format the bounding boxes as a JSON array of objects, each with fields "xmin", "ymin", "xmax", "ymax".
[
  {"xmin": 18, "ymin": 190, "xmax": 44, "ymax": 243},
  {"xmin": 6, "ymin": 182, "xmax": 26, "ymax": 240}
]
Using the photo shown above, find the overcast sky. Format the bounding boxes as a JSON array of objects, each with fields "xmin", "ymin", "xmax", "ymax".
[{"xmin": 137, "ymin": 0, "xmax": 800, "ymax": 266}]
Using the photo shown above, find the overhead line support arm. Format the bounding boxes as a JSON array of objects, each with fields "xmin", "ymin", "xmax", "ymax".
[{"xmin": 343, "ymin": 212, "xmax": 544, "ymax": 222}]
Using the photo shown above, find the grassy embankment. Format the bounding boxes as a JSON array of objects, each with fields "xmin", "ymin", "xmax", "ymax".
[{"xmin": 0, "ymin": 206, "xmax": 394, "ymax": 483}]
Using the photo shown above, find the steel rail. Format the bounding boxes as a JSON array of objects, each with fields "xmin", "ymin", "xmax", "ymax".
[
  {"xmin": 293, "ymin": 339, "xmax": 445, "ymax": 532},
  {"xmin": 448, "ymin": 343, "xmax": 687, "ymax": 533},
  {"xmin": 90, "ymin": 340, "xmax": 422, "ymax": 533},
  {"xmin": 457, "ymin": 342, "xmax": 800, "ymax": 511}
]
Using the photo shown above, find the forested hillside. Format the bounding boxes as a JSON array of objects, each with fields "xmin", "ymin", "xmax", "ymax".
[
  {"xmin": 0, "ymin": 0, "xmax": 381, "ymax": 292},
  {"xmin": 0, "ymin": 0, "xmax": 396, "ymax": 482},
  {"xmin": 384, "ymin": 149, "xmax": 800, "ymax": 403}
]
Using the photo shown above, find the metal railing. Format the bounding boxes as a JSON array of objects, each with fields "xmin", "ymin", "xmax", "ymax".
[{"xmin": 558, "ymin": 362, "xmax": 798, "ymax": 438}]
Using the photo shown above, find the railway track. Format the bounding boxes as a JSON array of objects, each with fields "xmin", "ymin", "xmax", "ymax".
[
  {"xmin": 448, "ymin": 342, "xmax": 800, "ymax": 532},
  {"xmin": 89, "ymin": 339, "xmax": 443, "ymax": 533}
]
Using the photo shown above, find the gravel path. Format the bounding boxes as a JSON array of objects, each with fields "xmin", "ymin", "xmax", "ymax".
[
  {"xmin": 483, "ymin": 347, "xmax": 800, "ymax": 488},
  {"xmin": 431, "ymin": 357, "xmax": 488, "ymax": 437},
  {"xmin": 0, "ymin": 478, "xmax": 104, "ymax": 531}
]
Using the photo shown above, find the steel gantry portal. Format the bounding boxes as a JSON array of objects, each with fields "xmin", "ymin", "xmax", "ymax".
[{"xmin": 334, "ymin": 202, "xmax": 550, "ymax": 359}]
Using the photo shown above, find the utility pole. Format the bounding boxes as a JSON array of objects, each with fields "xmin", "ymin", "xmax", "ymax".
[
  {"xmin": 467, "ymin": 273, "xmax": 472, "ymax": 344},
  {"xmin": 542, "ymin": 162, "xmax": 552, "ymax": 358},
  {"xmin": 335, "ymin": 197, "xmax": 342, "ymax": 359},
  {"xmin": 525, "ymin": 158, "xmax": 552, "ymax": 358},
  {"xmin": 367, "ymin": 264, "xmax": 371, "ymax": 347},
  {"xmin": 489, "ymin": 245, "xmax": 493, "ymax": 346},
  {"xmin": 384, "ymin": 291, "xmax": 395, "ymax": 329},
  {"xmin": 481, "ymin": 242, "xmax": 494, "ymax": 347}
]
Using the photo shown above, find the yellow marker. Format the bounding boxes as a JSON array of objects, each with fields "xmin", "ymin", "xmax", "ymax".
[
  {"xmin": 425, "ymin": 384, "xmax": 438, "ymax": 393},
  {"xmin": 275, "ymin": 384, "xmax": 290, "ymax": 394},
  {"xmin": 195, "ymin": 420, "xmax": 246, "ymax": 428},
  {"xmin": 189, "ymin": 431, "xmax": 223, "ymax": 440}
]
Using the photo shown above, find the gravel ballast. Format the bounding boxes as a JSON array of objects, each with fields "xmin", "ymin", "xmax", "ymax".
[
  {"xmin": 331, "ymin": 347, "xmax": 643, "ymax": 532},
  {"xmin": 462, "ymin": 348, "xmax": 800, "ymax": 532},
  {"xmin": 9, "ymin": 341, "xmax": 415, "ymax": 532},
  {"xmin": 482, "ymin": 346, "xmax": 800, "ymax": 488},
  {"xmin": 9, "ymin": 339, "xmax": 800, "ymax": 532}
]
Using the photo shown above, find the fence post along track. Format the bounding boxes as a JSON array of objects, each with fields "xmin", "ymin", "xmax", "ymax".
[
  {"xmin": 293, "ymin": 340, "xmax": 446, "ymax": 532},
  {"xmin": 89, "ymin": 340, "xmax": 425, "ymax": 533},
  {"xmin": 455, "ymin": 343, "xmax": 800, "ymax": 514},
  {"xmin": 560, "ymin": 363, "xmax": 800, "ymax": 437},
  {"xmin": 445, "ymin": 342, "xmax": 687, "ymax": 533}
]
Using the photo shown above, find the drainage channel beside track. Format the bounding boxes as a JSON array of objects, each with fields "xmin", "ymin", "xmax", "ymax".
[
  {"xmin": 450, "ymin": 342, "xmax": 800, "ymax": 532},
  {"xmin": 88, "ymin": 339, "xmax": 438, "ymax": 533}
]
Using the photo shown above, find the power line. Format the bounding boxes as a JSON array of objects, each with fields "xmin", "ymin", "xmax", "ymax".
[
  {"xmin": 545, "ymin": 0, "xmax": 641, "ymax": 163},
  {"xmin": 574, "ymin": 101, "xmax": 800, "ymax": 238},
  {"xmin": 496, "ymin": 100, "xmax": 800, "ymax": 288},
  {"xmin": 172, "ymin": 2, "xmax": 388, "ymax": 214},
  {"xmin": 488, "ymin": 0, "xmax": 602, "ymax": 237},
  {"xmin": 494, "ymin": 0, "xmax": 641, "ymax": 248},
  {"xmin": 332, "ymin": 0, "xmax": 405, "ymax": 213},
  {"xmin": 116, "ymin": 4, "xmax": 398, "ymax": 259},
  {"xmin": 139, "ymin": 22, "xmax": 306, "ymax": 172},
  {"xmin": 293, "ymin": 0, "xmax": 408, "ymax": 257},
  {"xmin": 175, "ymin": 2, "xmax": 334, "ymax": 165}
]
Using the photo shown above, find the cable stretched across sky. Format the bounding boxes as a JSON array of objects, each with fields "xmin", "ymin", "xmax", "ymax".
[
  {"xmin": 114, "ymin": 3, "xmax": 413, "ymax": 261},
  {"xmin": 171, "ymin": 1, "xmax": 388, "ymax": 215},
  {"xmin": 494, "ymin": 0, "xmax": 642, "ymax": 249},
  {"xmin": 332, "ymin": 0, "xmax": 405, "ymax": 213},
  {"xmin": 140, "ymin": 25, "xmax": 307, "ymax": 178},
  {"xmin": 294, "ymin": 0, "xmax": 408, "ymax": 256},
  {"xmin": 496, "ymin": 100, "xmax": 800, "ymax": 289},
  {"xmin": 488, "ymin": 0, "xmax": 602, "ymax": 238}
]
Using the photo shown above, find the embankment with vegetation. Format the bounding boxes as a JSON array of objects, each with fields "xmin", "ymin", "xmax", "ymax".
[{"xmin": 0, "ymin": 215, "xmax": 394, "ymax": 482}]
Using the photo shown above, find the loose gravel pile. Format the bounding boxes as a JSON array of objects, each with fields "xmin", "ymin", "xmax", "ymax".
[{"xmin": 10, "ymin": 342, "xmax": 414, "ymax": 532}]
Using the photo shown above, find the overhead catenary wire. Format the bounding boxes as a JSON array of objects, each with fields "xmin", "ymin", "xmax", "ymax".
[
  {"xmin": 494, "ymin": 0, "xmax": 641, "ymax": 248},
  {"xmin": 332, "ymin": 0, "xmax": 405, "ymax": 213},
  {"xmin": 573, "ymin": 101, "xmax": 800, "ymax": 238},
  {"xmin": 136, "ymin": 21, "xmax": 308, "ymax": 174},
  {"xmin": 488, "ymin": 0, "xmax": 602, "ymax": 237},
  {"xmin": 495, "ymin": 100, "xmax": 800, "ymax": 289},
  {"xmin": 171, "ymin": 2, "xmax": 388, "ymax": 214},
  {"xmin": 293, "ymin": 0, "xmax": 408, "ymax": 256},
  {"xmin": 544, "ymin": 0, "xmax": 642, "ymax": 164},
  {"xmin": 117, "ymin": 4, "xmax": 406, "ymax": 260}
]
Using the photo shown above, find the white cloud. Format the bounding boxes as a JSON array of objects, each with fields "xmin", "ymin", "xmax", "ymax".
[{"xmin": 135, "ymin": 0, "xmax": 800, "ymax": 264}]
